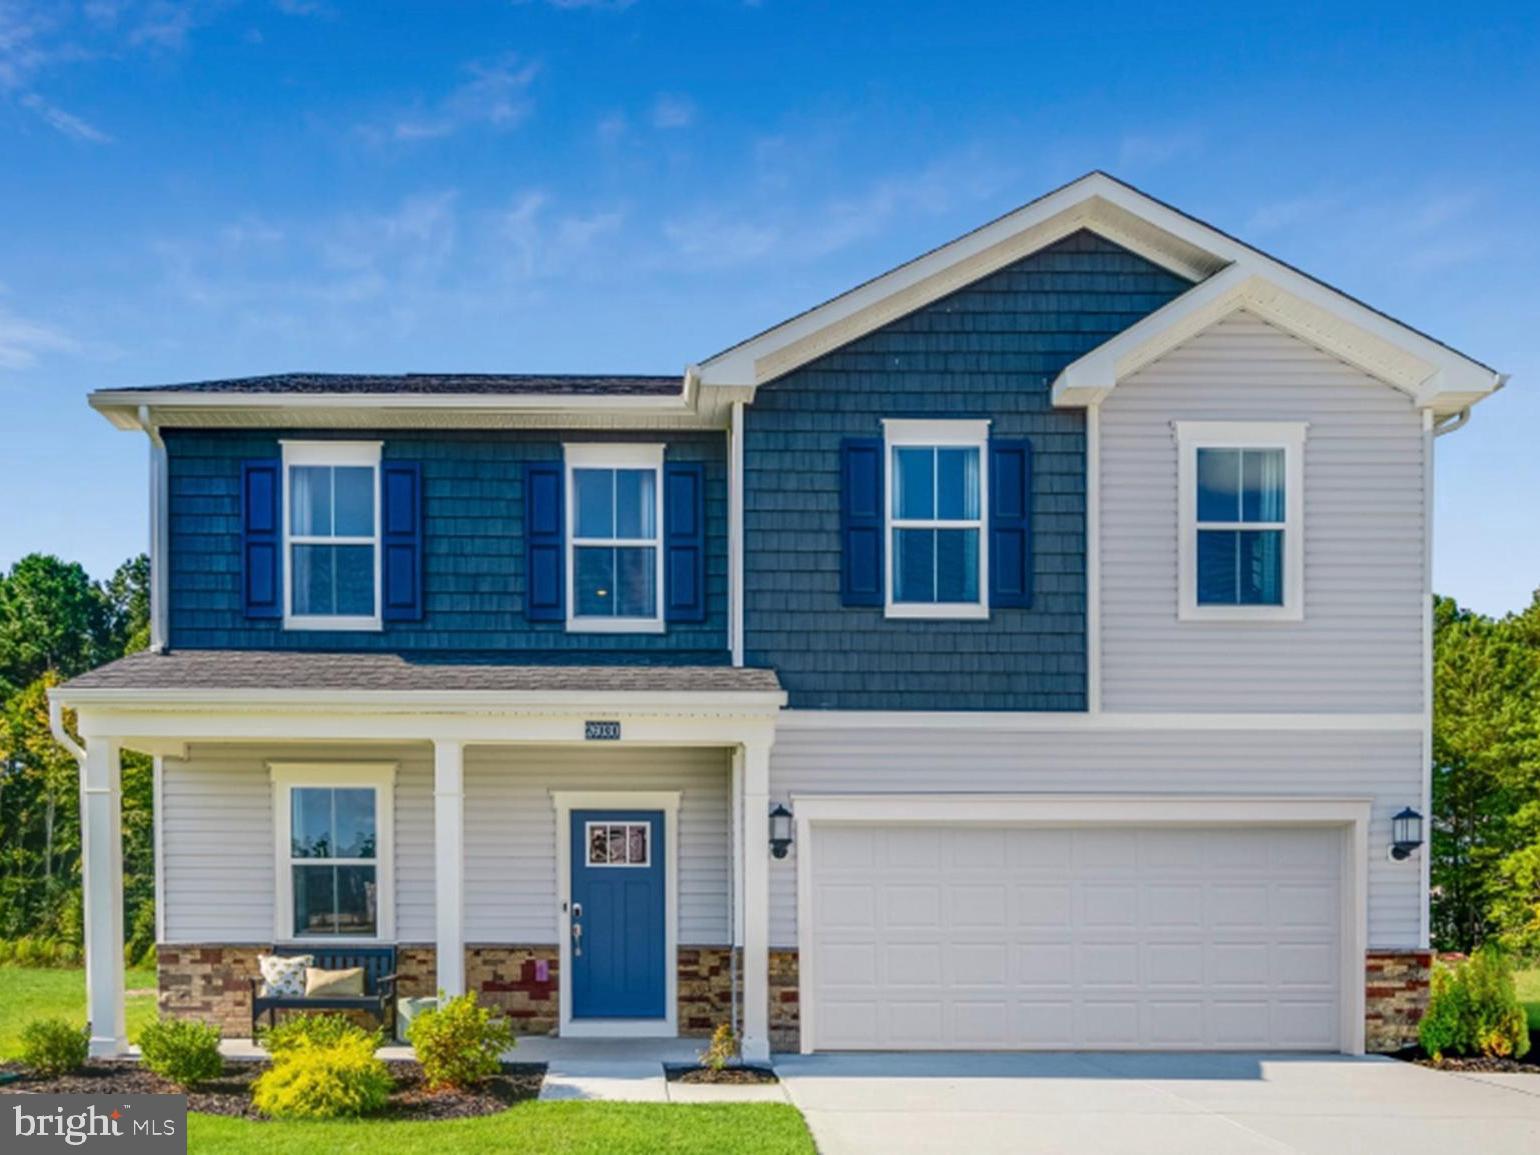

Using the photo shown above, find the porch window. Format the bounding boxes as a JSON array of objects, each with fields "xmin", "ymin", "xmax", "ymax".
[
  {"xmin": 565, "ymin": 444, "xmax": 665, "ymax": 632},
  {"xmin": 270, "ymin": 764, "xmax": 395, "ymax": 941},
  {"xmin": 282, "ymin": 441, "xmax": 382, "ymax": 630}
]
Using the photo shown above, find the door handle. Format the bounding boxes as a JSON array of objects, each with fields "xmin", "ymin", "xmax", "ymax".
[{"xmin": 571, "ymin": 903, "xmax": 583, "ymax": 957}]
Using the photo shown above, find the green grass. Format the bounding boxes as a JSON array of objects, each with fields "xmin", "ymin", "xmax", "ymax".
[
  {"xmin": 0, "ymin": 967, "xmax": 815, "ymax": 1154},
  {"xmin": 1517, "ymin": 967, "xmax": 1540, "ymax": 1032},
  {"xmin": 190, "ymin": 1103, "xmax": 815, "ymax": 1155},
  {"xmin": 0, "ymin": 965, "xmax": 157, "ymax": 1060}
]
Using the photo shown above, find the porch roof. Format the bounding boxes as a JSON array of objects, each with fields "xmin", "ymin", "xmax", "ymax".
[{"xmin": 59, "ymin": 650, "xmax": 781, "ymax": 697}]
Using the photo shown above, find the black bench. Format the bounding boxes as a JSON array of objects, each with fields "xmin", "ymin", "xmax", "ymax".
[{"xmin": 250, "ymin": 946, "xmax": 398, "ymax": 1037}]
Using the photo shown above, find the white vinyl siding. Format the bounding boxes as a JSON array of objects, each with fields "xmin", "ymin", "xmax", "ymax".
[
  {"xmin": 463, "ymin": 746, "xmax": 730, "ymax": 945},
  {"xmin": 159, "ymin": 744, "xmax": 728, "ymax": 947},
  {"xmin": 768, "ymin": 718, "xmax": 1422, "ymax": 950},
  {"xmin": 1099, "ymin": 311, "xmax": 1426, "ymax": 713}
]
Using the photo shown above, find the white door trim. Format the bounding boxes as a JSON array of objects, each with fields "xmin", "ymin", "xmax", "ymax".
[
  {"xmin": 791, "ymin": 793, "xmax": 1370, "ymax": 1056},
  {"xmin": 551, "ymin": 789, "xmax": 681, "ymax": 1039}
]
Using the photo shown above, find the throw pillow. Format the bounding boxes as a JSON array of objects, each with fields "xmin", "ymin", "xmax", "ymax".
[
  {"xmin": 258, "ymin": 954, "xmax": 313, "ymax": 998},
  {"xmin": 304, "ymin": 966, "xmax": 366, "ymax": 997}
]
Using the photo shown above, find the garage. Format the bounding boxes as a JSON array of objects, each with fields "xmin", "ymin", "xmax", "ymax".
[{"xmin": 796, "ymin": 798, "xmax": 1366, "ymax": 1053}]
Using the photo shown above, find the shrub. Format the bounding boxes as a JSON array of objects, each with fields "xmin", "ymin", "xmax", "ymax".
[
  {"xmin": 699, "ymin": 1022, "xmax": 738, "ymax": 1072},
  {"xmin": 0, "ymin": 935, "xmax": 83, "ymax": 968},
  {"xmin": 252, "ymin": 1036, "xmax": 393, "ymax": 1120},
  {"xmin": 407, "ymin": 992, "xmax": 513, "ymax": 1090},
  {"xmin": 260, "ymin": 1013, "xmax": 378, "ymax": 1057},
  {"xmin": 19, "ymin": 1018, "xmax": 89, "ymax": 1076},
  {"xmin": 1419, "ymin": 946, "xmax": 1531, "ymax": 1061},
  {"xmin": 137, "ymin": 1018, "xmax": 224, "ymax": 1087}
]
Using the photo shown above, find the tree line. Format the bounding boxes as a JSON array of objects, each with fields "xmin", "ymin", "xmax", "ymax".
[
  {"xmin": 0, "ymin": 551, "xmax": 1535, "ymax": 963},
  {"xmin": 0, "ymin": 554, "xmax": 154, "ymax": 965}
]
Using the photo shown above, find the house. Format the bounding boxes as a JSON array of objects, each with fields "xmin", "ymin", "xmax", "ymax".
[{"xmin": 53, "ymin": 172, "xmax": 1506, "ymax": 1062}]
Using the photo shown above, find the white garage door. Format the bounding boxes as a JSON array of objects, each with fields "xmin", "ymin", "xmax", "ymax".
[{"xmin": 808, "ymin": 824, "xmax": 1344, "ymax": 1051}]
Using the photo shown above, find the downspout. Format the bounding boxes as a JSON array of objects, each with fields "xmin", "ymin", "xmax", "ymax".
[
  {"xmin": 138, "ymin": 406, "xmax": 169, "ymax": 652},
  {"xmin": 1432, "ymin": 408, "xmax": 1470, "ymax": 438},
  {"xmin": 48, "ymin": 693, "xmax": 91, "ymax": 1011},
  {"xmin": 48, "ymin": 696, "xmax": 86, "ymax": 765},
  {"xmin": 728, "ymin": 399, "xmax": 746, "ymax": 668}
]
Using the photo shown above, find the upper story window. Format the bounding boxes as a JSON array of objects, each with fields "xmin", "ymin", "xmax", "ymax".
[
  {"xmin": 1176, "ymin": 421, "xmax": 1307, "ymax": 622},
  {"xmin": 883, "ymin": 419, "xmax": 990, "ymax": 620},
  {"xmin": 282, "ymin": 441, "xmax": 382, "ymax": 631},
  {"xmin": 270, "ymin": 763, "xmax": 394, "ymax": 942},
  {"xmin": 565, "ymin": 444, "xmax": 665, "ymax": 633}
]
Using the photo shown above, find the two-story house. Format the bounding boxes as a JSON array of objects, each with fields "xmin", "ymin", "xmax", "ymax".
[{"xmin": 54, "ymin": 173, "xmax": 1505, "ymax": 1062}]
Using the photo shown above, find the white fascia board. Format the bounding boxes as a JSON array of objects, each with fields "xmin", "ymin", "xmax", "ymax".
[
  {"xmin": 54, "ymin": 686, "xmax": 787, "ymax": 714},
  {"xmin": 696, "ymin": 174, "xmax": 1225, "ymax": 389},
  {"xmin": 1052, "ymin": 264, "xmax": 1502, "ymax": 415},
  {"xmin": 89, "ymin": 388, "xmax": 700, "ymax": 433}
]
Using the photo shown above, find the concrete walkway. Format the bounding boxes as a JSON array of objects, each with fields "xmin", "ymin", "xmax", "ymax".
[
  {"xmin": 774, "ymin": 1051, "xmax": 1540, "ymax": 1155},
  {"xmin": 519, "ymin": 1037, "xmax": 788, "ymax": 1103}
]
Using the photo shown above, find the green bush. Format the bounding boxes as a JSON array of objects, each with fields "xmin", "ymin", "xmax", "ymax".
[
  {"xmin": 252, "ymin": 1035, "xmax": 393, "ymax": 1120},
  {"xmin": 407, "ymin": 992, "xmax": 513, "ymax": 1090},
  {"xmin": 19, "ymin": 1017, "xmax": 89, "ymax": 1076},
  {"xmin": 1420, "ymin": 946, "xmax": 1532, "ymax": 1061},
  {"xmin": 0, "ymin": 935, "xmax": 83, "ymax": 968},
  {"xmin": 260, "ymin": 1013, "xmax": 379, "ymax": 1057},
  {"xmin": 137, "ymin": 1018, "xmax": 224, "ymax": 1087},
  {"xmin": 699, "ymin": 1022, "xmax": 738, "ymax": 1072}
]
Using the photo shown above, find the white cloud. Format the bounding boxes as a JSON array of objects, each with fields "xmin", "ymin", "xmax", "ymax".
[
  {"xmin": 368, "ymin": 53, "xmax": 541, "ymax": 144},
  {"xmin": 19, "ymin": 91, "xmax": 110, "ymax": 141},
  {"xmin": 650, "ymin": 93, "xmax": 694, "ymax": 130},
  {"xmin": 1116, "ymin": 127, "xmax": 1204, "ymax": 170},
  {"xmin": 0, "ymin": 303, "xmax": 77, "ymax": 370}
]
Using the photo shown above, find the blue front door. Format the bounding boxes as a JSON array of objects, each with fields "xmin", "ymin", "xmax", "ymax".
[{"xmin": 570, "ymin": 810, "xmax": 666, "ymax": 1020}]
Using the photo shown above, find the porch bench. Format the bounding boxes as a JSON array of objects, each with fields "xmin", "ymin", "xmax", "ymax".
[{"xmin": 249, "ymin": 946, "xmax": 399, "ymax": 1037}]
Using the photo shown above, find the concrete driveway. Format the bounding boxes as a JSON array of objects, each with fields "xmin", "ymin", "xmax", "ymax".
[{"xmin": 774, "ymin": 1052, "xmax": 1540, "ymax": 1154}]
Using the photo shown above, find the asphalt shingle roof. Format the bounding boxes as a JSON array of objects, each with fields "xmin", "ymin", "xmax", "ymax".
[
  {"xmin": 111, "ymin": 373, "xmax": 683, "ymax": 397},
  {"xmin": 61, "ymin": 650, "xmax": 781, "ymax": 695}
]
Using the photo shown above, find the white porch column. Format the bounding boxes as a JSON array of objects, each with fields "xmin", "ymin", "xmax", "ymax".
[
  {"xmin": 740, "ymin": 735, "xmax": 772, "ymax": 1062},
  {"xmin": 433, "ymin": 740, "xmax": 466, "ymax": 998},
  {"xmin": 81, "ymin": 738, "xmax": 126, "ymax": 1056}
]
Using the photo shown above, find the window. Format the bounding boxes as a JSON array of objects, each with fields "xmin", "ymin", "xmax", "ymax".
[
  {"xmin": 585, "ymin": 821, "xmax": 651, "ymax": 866},
  {"xmin": 565, "ymin": 444, "xmax": 664, "ymax": 633},
  {"xmin": 271, "ymin": 764, "xmax": 394, "ymax": 942},
  {"xmin": 1176, "ymin": 421, "xmax": 1307, "ymax": 621},
  {"xmin": 882, "ymin": 419, "xmax": 990, "ymax": 619},
  {"xmin": 282, "ymin": 441, "xmax": 381, "ymax": 630}
]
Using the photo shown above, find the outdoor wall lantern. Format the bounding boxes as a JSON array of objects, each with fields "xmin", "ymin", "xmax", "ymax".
[
  {"xmin": 769, "ymin": 803, "xmax": 794, "ymax": 859},
  {"xmin": 1389, "ymin": 807, "xmax": 1424, "ymax": 861}
]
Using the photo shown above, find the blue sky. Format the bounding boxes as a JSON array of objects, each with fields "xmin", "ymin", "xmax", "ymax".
[{"xmin": 1, "ymin": 1, "xmax": 1536, "ymax": 615}]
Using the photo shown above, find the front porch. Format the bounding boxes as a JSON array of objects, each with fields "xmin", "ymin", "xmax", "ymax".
[{"xmin": 50, "ymin": 654, "xmax": 786, "ymax": 1063}]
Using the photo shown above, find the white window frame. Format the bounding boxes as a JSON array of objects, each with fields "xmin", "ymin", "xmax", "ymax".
[
  {"xmin": 1175, "ymin": 421, "xmax": 1307, "ymax": 622},
  {"xmin": 881, "ymin": 418, "xmax": 991, "ymax": 620},
  {"xmin": 269, "ymin": 762, "xmax": 396, "ymax": 945},
  {"xmin": 280, "ymin": 440, "xmax": 383, "ymax": 632},
  {"xmin": 564, "ymin": 443, "xmax": 666, "ymax": 634},
  {"xmin": 583, "ymin": 820, "xmax": 653, "ymax": 868}
]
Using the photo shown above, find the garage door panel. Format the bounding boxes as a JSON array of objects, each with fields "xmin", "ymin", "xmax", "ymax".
[{"xmin": 810, "ymin": 823, "xmax": 1344, "ymax": 1051}]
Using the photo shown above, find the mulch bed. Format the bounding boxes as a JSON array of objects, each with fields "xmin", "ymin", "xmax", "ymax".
[
  {"xmin": 1390, "ymin": 1032, "xmax": 1540, "ymax": 1074},
  {"xmin": 664, "ymin": 1063, "xmax": 779, "ymax": 1085},
  {"xmin": 0, "ymin": 1059, "xmax": 546, "ymax": 1121}
]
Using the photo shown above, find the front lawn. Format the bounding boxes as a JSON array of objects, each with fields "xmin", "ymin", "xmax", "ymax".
[
  {"xmin": 1517, "ymin": 966, "xmax": 1540, "ymax": 1031},
  {"xmin": 0, "ymin": 965, "xmax": 157, "ymax": 1059},
  {"xmin": 0, "ymin": 966, "xmax": 816, "ymax": 1154},
  {"xmin": 190, "ymin": 1103, "xmax": 815, "ymax": 1155}
]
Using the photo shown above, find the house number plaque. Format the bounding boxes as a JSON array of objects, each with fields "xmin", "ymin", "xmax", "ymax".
[{"xmin": 584, "ymin": 720, "xmax": 621, "ymax": 741}]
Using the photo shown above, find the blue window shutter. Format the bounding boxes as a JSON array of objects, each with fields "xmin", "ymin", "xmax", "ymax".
[
  {"xmin": 841, "ymin": 438, "xmax": 884, "ymax": 607},
  {"xmin": 525, "ymin": 461, "xmax": 565, "ymax": 621},
  {"xmin": 989, "ymin": 439, "xmax": 1032, "ymax": 608},
  {"xmin": 381, "ymin": 462, "xmax": 423, "ymax": 622},
  {"xmin": 241, "ymin": 459, "xmax": 283, "ymax": 619},
  {"xmin": 665, "ymin": 461, "xmax": 706, "ymax": 623}
]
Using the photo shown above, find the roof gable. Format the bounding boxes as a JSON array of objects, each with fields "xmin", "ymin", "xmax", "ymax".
[{"xmin": 694, "ymin": 171, "xmax": 1503, "ymax": 417}]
